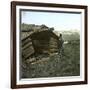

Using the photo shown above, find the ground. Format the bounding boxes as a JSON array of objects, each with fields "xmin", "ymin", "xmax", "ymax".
[{"xmin": 21, "ymin": 40, "xmax": 80, "ymax": 78}]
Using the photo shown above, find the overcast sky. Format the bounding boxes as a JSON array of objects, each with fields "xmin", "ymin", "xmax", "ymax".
[{"xmin": 21, "ymin": 10, "xmax": 81, "ymax": 31}]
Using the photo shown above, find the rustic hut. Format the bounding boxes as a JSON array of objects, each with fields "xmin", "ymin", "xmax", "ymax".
[{"xmin": 21, "ymin": 24, "xmax": 60, "ymax": 60}]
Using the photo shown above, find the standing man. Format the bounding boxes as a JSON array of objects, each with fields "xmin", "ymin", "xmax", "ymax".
[{"xmin": 58, "ymin": 34, "xmax": 64, "ymax": 56}]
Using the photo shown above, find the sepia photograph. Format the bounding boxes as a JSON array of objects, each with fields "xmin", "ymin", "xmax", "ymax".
[{"xmin": 20, "ymin": 10, "xmax": 81, "ymax": 78}]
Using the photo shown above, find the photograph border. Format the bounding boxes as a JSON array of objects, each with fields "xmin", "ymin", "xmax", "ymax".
[{"xmin": 11, "ymin": 1, "xmax": 88, "ymax": 89}]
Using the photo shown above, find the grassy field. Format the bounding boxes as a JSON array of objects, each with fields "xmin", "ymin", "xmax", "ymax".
[{"xmin": 21, "ymin": 39, "xmax": 80, "ymax": 78}]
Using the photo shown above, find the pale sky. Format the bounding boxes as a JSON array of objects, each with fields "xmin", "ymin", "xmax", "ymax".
[{"xmin": 21, "ymin": 10, "xmax": 81, "ymax": 31}]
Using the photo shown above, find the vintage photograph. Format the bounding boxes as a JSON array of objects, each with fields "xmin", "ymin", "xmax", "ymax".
[{"xmin": 20, "ymin": 10, "xmax": 81, "ymax": 79}]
